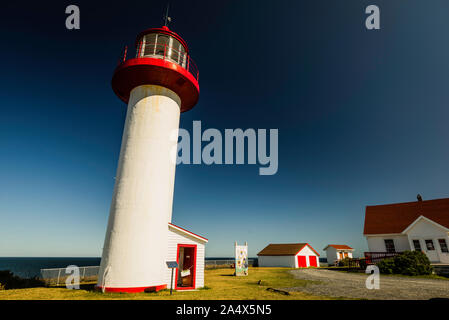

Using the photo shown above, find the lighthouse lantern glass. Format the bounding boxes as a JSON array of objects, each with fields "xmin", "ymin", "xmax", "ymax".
[{"xmin": 138, "ymin": 33, "xmax": 187, "ymax": 69}]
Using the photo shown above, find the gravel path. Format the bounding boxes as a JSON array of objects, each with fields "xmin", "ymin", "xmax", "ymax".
[{"xmin": 286, "ymin": 268, "xmax": 449, "ymax": 300}]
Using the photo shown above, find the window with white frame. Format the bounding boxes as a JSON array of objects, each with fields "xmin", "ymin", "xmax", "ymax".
[
  {"xmin": 384, "ymin": 239, "xmax": 395, "ymax": 253},
  {"xmin": 425, "ymin": 239, "xmax": 435, "ymax": 251},
  {"xmin": 438, "ymin": 239, "xmax": 448, "ymax": 253},
  {"xmin": 412, "ymin": 239, "xmax": 422, "ymax": 251}
]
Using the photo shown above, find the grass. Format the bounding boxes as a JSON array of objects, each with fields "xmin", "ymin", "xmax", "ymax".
[{"xmin": 0, "ymin": 267, "xmax": 330, "ymax": 300}]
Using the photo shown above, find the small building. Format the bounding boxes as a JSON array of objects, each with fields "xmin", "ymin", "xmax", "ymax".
[
  {"xmin": 165, "ymin": 223, "xmax": 208, "ymax": 290},
  {"xmin": 364, "ymin": 196, "xmax": 449, "ymax": 264},
  {"xmin": 323, "ymin": 244, "xmax": 354, "ymax": 265},
  {"xmin": 257, "ymin": 243, "xmax": 320, "ymax": 268}
]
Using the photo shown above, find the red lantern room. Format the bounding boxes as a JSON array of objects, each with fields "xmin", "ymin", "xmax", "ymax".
[{"xmin": 111, "ymin": 26, "xmax": 199, "ymax": 112}]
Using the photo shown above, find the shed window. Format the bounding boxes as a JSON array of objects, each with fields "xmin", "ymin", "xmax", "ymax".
[
  {"xmin": 384, "ymin": 239, "xmax": 395, "ymax": 253},
  {"xmin": 412, "ymin": 240, "xmax": 421, "ymax": 251},
  {"xmin": 438, "ymin": 239, "xmax": 448, "ymax": 253},
  {"xmin": 425, "ymin": 239, "xmax": 435, "ymax": 251}
]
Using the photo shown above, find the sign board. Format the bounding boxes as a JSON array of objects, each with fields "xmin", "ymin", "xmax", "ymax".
[
  {"xmin": 166, "ymin": 261, "xmax": 179, "ymax": 268},
  {"xmin": 235, "ymin": 242, "xmax": 248, "ymax": 276}
]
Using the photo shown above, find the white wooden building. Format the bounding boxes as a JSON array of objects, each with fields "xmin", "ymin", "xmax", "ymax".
[
  {"xmin": 165, "ymin": 223, "xmax": 208, "ymax": 290},
  {"xmin": 364, "ymin": 196, "xmax": 449, "ymax": 264},
  {"xmin": 257, "ymin": 243, "xmax": 320, "ymax": 268},
  {"xmin": 323, "ymin": 244, "xmax": 354, "ymax": 265}
]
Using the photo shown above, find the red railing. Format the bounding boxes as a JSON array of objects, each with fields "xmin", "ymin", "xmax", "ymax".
[
  {"xmin": 346, "ymin": 252, "xmax": 403, "ymax": 269},
  {"xmin": 118, "ymin": 43, "xmax": 199, "ymax": 82},
  {"xmin": 364, "ymin": 252, "xmax": 402, "ymax": 265}
]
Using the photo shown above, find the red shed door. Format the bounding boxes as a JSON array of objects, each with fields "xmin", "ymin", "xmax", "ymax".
[
  {"xmin": 309, "ymin": 256, "xmax": 317, "ymax": 267},
  {"xmin": 297, "ymin": 255, "xmax": 307, "ymax": 268}
]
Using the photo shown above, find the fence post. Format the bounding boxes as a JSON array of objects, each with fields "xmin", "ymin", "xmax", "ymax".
[
  {"xmin": 82, "ymin": 267, "xmax": 86, "ymax": 281},
  {"xmin": 56, "ymin": 269, "xmax": 61, "ymax": 286}
]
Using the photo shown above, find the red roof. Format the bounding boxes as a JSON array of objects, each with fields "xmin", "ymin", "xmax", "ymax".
[
  {"xmin": 364, "ymin": 197, "xmax": 449, "ymax": 235},
  {"xmin": 324, "ymin": 244, "xmax": 353, "ymax": 250},
  {"xmin": 257, "ymin": 243, "xmax": 320, "ymax": 256}
]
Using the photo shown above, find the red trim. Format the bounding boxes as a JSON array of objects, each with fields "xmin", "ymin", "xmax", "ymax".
[
  {"xmin": 95, "ymin": 284, "xmax": 167, "ymax": 293},
  {"xmin": 169, "ymin": 223, "xmax": 208, "ymax": 241},
  {"xmin": 326, "ymin": 244, "xmax": 353, "ymax": 250},
  {"xmin": 174, "ymin": 244, "xmax": 197, "ymax": 290},
  {"xmin": 111, "ymin": 57, "xmax": 199, "ymax": 112},
  {"xmin": 295, "ymin": 243, "xmax": 320, "ymax": 257},
  {"xmin": 135, "ymin": 26, "xmax": 189, "ymax": 52}
]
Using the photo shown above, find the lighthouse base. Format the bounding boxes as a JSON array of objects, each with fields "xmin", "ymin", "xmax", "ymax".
[{"xmin": 95, "ymin": 284, "xmax": 167, "ymax": 293}]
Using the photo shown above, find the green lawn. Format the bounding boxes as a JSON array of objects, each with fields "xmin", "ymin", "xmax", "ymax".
[{"xmin": 0, "ymin": 267, "xmax": 330, "ymax": 300}]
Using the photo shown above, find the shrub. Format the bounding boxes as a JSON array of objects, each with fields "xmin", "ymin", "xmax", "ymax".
[
  {"xmin": 359, "ymin": 259, "xmax": 367, "ymax": 270},
  {"xmin": 377, "ymin": 257, "xmax": 395, "ymax": 274},
  {"xmin": 0, "ymin": 270, "xmax": 44, "ymax": 290},
  {"xmin": 377, "ymin": 251, "xmax": 433, "ymax": 276},
  {"xmin": 338, "ymin": 257, "xmax": 351, "ymax": 267}
]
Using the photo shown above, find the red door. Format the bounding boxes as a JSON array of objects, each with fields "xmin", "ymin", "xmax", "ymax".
[
  {"xmin": 297, "ymin": 255, "xmax": 307, "ymax": 268},
  {"xmin": 175, "ymin": 244, "xmax": 197, "ymax": 290},
  {"xmin": 309, "ymin": 256, "xmax": 317, "ymax": 267}
]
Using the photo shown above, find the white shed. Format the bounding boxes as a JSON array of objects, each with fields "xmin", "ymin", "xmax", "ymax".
[
  {"xmin": 164, "ymin": 223, "xmax": 208, "ymax": 290},
  {"xmin": 257, "ymin": 243, "xmax": 320, "ymax": 268},
  {"xmin": 323, "ymin": 244, "xmax": 354, "ymax": 265}
]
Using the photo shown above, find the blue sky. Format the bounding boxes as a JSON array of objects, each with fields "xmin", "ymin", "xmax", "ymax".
[{"xmin": 1, "ymin": 0, "xmax": 449, "ymax": 258}]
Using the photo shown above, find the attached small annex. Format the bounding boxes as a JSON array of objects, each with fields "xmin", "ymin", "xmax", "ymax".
[
  {"xmin": 165, "ymin": 223, "xmax": 208, "ymax": 290},
  {"xmin": 257, "ymin": 243, "xmax": 320, "ymax": 268},
  {"xmin": 364, "ymin": 196, "xmax": 449, "ymax": 264},
  {"xmin": 323, "ymin": 244, "xmax": 354, "ymax": 265}
]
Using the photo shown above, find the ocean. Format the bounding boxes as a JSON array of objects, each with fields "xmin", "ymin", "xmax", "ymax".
[{"xmin": 0, "ymin": 257, "xmax": 237, "ymax": 279}]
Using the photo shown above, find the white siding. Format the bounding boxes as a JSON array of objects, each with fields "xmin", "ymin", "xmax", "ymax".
[
  {"xmin": 405, "ymin": 218, "xmax": 449, "ymax": 263},
  {"xmin": 325, "ymin": 247, "xmax": 337, "ymax": 264},
  {"xmin": 258, "ymin": 255, "xmax": 296, "ymax": 267},
  {"xmin": 325, "ymin": 247, "xmax": 353, "ymax": 265},
  {"xmin": 366, "ymin": 235, "xmax": 410, "ymax": 252},
  {"xmin": 164, "ymin": 226, "xmax": 206, "ymax": 289},
  {"xmin": 296, "ymin": 246, "xmax": 320, "ymax": 267}
]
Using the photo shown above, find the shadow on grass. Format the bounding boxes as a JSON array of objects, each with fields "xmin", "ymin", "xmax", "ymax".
[{"xmin": 0, "ymin": 270, "xmax": 45, "ymax": 290}]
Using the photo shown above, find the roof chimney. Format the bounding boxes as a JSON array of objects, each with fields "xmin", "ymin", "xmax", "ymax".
[{"xmin": 417, "ymin": 194, "xmax": 423, "ymax": 202}]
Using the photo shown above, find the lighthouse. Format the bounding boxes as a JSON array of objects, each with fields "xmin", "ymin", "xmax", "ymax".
[{"xmin": 97, "ymin": 25, "xmax": 199, "ymax": 293}]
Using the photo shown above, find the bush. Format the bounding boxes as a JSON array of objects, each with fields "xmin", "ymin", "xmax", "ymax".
[
  {"xmin": 338, "ymin": 257, "xmax": 351, "ymax": 267},
  {"xmin": 0, "ymin": 270, "xmax": 44, "ymax": 290},
  {"xmin": 359, "ymin": 259, "xmax": 367, "ymax": 270},
  {"xmin": 377, "ymin": 251, "xmax": 433, "ymax": 276}
]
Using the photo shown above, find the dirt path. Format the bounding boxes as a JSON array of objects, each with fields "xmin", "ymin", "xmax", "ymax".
[{"xmin": 286, "ymin": 268, "xmax": 449, "ymax": 300}]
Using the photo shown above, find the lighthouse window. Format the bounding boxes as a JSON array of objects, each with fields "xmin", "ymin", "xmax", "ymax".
[
  {"xmin": 170, "ymin": 38, "xmax": 181, "ymax": 63},
  {"xmin": 140, "ymin": 33, "xmax": 187, "ymax": 68},
  {"xmin": 155, "ymin": 34, "xmax": 169, "ymax": 56},
  {"xmin": 143, "ymin": 33, "xmax": 157, "ymax": 56}
]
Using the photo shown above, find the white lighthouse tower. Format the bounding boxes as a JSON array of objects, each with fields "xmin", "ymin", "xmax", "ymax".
[{"xmin": 97, "ymin": 25, "xmax": 199, "ymax": 293}]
